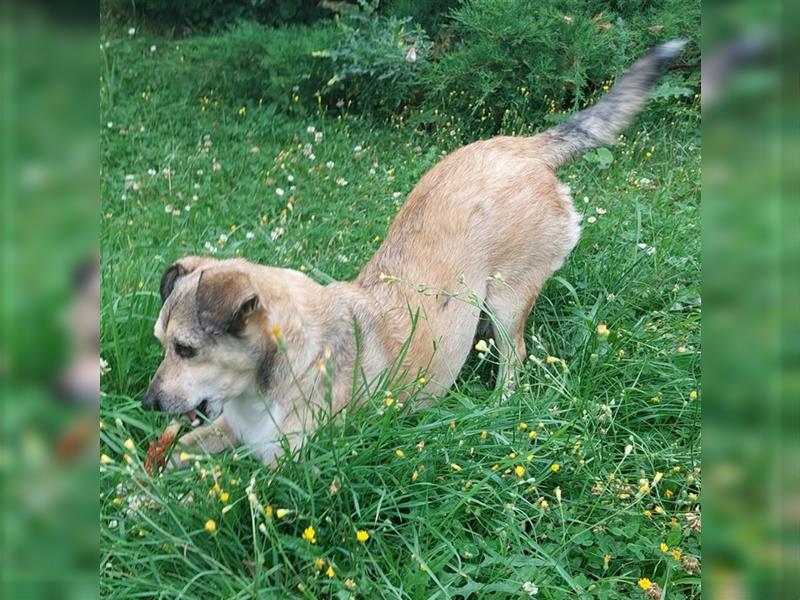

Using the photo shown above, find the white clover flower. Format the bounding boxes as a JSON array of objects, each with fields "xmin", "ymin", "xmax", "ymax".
[
  {"xmin": 522, "ymin": 582, "xmax": 539, "ymax": 596},
  {"xmin": 100, "ymin": 358, "xmax": 110, "ymax": 377},
  {"xmin": 335, "ymin": 177, "xmax": 348, "ymax": 186},
  {"xmin": 306, "ymin": 125, "xmax": 316, "ymax": 134},
  {"xmin": 314, "ymin": 131, "xmax": 323, "ymax": 143},
  {"xmin": 127, "ymin": 27, "xmax": 136, "ymax": 36},
  {"xmin": 147, "ymin": 168, "xmax": 156, "ymax": 176},
  {"xmin": 325, "ymin": 161, "xmax": 334, "ymax": 169},
  {"xmin": 276, "ymin": 188, "xmax": 285, "ymax": 196},
  {"xmin": 287, "ymin": 175, "xmax": 294, "ymax": 182},
  {"xmin": 245, "ymin": 231, "xmax": 255, "ymax": 239},
  {"xmin": 150, "ymin": 45, "xmax": 157, "ymax": 53}
]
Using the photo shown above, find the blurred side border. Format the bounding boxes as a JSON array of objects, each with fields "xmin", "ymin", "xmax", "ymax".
[
  {"xmin": 1, "ymin": 1, "xmax": 99, "ymax": 598},
  {"xmin": 703, "ymin": 0, "xmax": 798, "ymax": 597}
]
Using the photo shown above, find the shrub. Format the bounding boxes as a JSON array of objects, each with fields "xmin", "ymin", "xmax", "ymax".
[
  {"xmin": 135, "ymin": 21, "xmax": 338, "ymax": 111},
  {"xmin": 323, "ymin": 5, "xmax": 433, "ymax": 112},
  {"xmin": 104, "ymin": 0, "xmax": 330, "ymax": 34}
]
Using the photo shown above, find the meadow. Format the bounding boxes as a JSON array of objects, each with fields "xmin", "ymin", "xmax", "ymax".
[{"xmin": 100, "ymin": 10, "xmax": 701, "ymax": 599}]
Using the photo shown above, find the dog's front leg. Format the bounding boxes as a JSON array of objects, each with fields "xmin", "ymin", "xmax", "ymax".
[{"xmin": 168, "ymin": 415, "xmax": 239, "ymax": 470}]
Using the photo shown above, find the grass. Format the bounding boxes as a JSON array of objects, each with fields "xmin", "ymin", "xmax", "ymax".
[{"xmin": 100, "ymin": 26, "xmax": 701, "ymax": 600}]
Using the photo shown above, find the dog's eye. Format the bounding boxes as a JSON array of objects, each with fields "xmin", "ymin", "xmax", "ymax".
[{"xmin": 174, "ymin": 342, "xmax": 197, "ymax": 359}]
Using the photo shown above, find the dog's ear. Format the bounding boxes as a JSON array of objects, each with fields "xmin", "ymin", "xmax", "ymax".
[
  {"xmin": 159, "ymin": 256, "xmax": 218, "ymax": 303},
  {"xmin": 195, "ymin": 269, "xmax": 260, "ymax": 336}
]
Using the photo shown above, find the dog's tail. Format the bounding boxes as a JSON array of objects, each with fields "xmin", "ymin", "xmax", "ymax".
[{"xmin": 537, "ymin": 39, "xmax": 687, "ymax": 170}]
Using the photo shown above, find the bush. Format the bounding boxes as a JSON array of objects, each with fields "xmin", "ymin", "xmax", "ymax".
[
  {"xmin": 104, "ymin": 0, "xmax": 330, "ymax": 34},
  {"xmin": 133, "ymin": 21, "xmax": 338, "ymax": 111},
  {"xmin": 325, "ymin": 8, "xmax": 433, "ymax": 111},
  {"xmin": 318, "ymin": 0, "xmax": 699, "ymax": 135}
]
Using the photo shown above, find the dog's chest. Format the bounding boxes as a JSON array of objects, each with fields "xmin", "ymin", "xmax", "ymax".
[{"xmin": 224, "ymin": 395, "xmax": 284, "ymax": 461}]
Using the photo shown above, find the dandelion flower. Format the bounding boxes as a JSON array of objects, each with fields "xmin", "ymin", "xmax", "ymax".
[
  {"xmin": 529, "ymin": 431, "xmax": 538, "ymax": 440},
  {"xmin": 689, "ymin": 390, "xmax": 698, "ymax": 400},
  {"xmin": 660, "ymin": 543, "xmax": 669, "ymax": 553},
  {"xmin": 325, "ymin": 565, "xmax": 335, "ymax": 578},
  {"xmin": 314, "ymin": 558, "xmax": 325, "ymax": 569},
  {"xmin": 219, "ymin": 492, "xmax": 230, "ymax": 503},
  {"xmin": 518, "ymin": 422, "xmax": 528, "ymax": 430},
  {"xmin": 302, "ymin": 526, "xmax": 317, "ymax": 544},
  {"xmin": 638, "ymin": 578, "xmax": 653, "ymax": 590},
  {"xmin": 672, "ymin": 549, "xmax": 682, "ymax": 561},
  {"xmin": 356, "ymin": 530, "xmax": 369, "ymax": 543},
  {"xmin": 384, "ymin": 396, "xmax": 394, "ymax": 408},
  {"xmin": 395, "ymin": 449, "xmax": 405, "ymax": 459},
  {"xmin": 514, "ymin": 465, "xmax": 526, "ymax": 478},
  {"xmin": 550, "ymin": 463, "xmax": 560, "ymax": 472},
  {"xmin": 204, "ymin": 519, "xmax": 217, "ymax": 534}
]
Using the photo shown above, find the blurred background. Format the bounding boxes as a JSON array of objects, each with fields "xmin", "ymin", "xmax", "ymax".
[{"xmin": 0, "ymin": 0, "xmax": 794, "ymax": 597}]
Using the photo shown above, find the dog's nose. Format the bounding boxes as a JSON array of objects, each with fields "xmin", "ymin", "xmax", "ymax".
[{"xmin": 142, "ymin": 388, "xmax": 161, "ymax": 411}]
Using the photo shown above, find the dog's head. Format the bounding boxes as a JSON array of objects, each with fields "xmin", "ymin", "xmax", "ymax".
[{"xmin": 143, "ymin": 257, "xmax": 272, "ymax": 423}]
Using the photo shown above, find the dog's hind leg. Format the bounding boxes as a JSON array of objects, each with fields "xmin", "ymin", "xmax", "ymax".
[{"xmin": 486, "ymin": 286, "xmax": 536, "ymax": 395}]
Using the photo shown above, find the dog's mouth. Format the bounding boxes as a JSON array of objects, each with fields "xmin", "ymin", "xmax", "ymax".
[{"xmin": 183, "ymin": 399, "xmax": 210, "ymax": 427}]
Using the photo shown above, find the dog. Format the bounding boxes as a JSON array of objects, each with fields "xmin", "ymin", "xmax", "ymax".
[{"xmin": 143, "ymin": 40, "xmax": 687, "ymax": 468}]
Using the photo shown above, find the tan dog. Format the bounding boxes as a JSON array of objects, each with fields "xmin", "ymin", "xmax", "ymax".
[{"xmin": 143, "ymin": 40, "xmax": 686, "ymax": 467}]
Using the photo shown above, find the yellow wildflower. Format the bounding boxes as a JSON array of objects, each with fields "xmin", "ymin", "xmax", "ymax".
[
  {"xmin": 204, "ymin": 519, "xmax": 217, "ymax": 534},
  {"xmin": 638, "ymin": 578, "xmax": 653, "ymax": 590},
  {"xmin": 529, "ymin": 430, "xmax": 538, "ymax": 440},
  {"xmin": 314, "ymin": 558, "xmax": 325, "ymax": 569},
  {"xmin": 271, "ymin": 325, "xmax": 282, "ymax": 339},
  {"xmin": 660, "ymin": 543, "xmax": 669, "ymax": 553},
  {"xmin": 325, "ymin": 565, "xmax": 335, "ymax": 578},
  {"xmin": 596, "ymin": 323, "xmax": 610, "ymax": 337},
  {"xmin": 474, "ymin": 340, "xmax": 488, "ymax": 353},
  {"xmin": 689, "ymin": 389, "xmax": 698, "ymax": 400},
  {"xmin": 480, "ymin": 430, "xmax": 488, "ymax": 440},
  {"xmin": 100, "ymin": 453, "xmax": 115, "ymax": 465},
  {"xmin": 264, "ymin": 505, "xmax": 273, "ymax": 518},
  {"xmin": 450, "ymin": 463, "xmax": 462, "ymax": 472},
  {"xmin": 514, "ymin": 465, "xmax": 526, "ymax": 478},
  {"xmin": 550, "ymin": 463, "xmax": 561, "ymax": 472},
  {"xmin": 671, "ymin": 549, "xmax": 682, "ymax": 561},
  {"xmin": 123, "ymin": 438, "xmax": 135, "ymax": 451},
  {"xmin": 384, "ymin": 396, "xmax": 394, "ymax": 407},
  {"xmin": 276, "ymin": 508, "xmax": 290, "ymax": 519},
  {"xmin": 356, "ymin": 530, "xmax": 369, "ymax": 543},
  {"xmin": 395, "ymin": 449, "xmax": 405, "ymax": 459},
  {"xmin": 519, "ymin": 422, "xmax": 528, "ymax": 430},
  {"xmin": 219, "ymin": 492, "xmax": 230, "ymax": 503},
  {"xmin": 302, "ymin": 526, "xmax": 317, "ymax": 544},
  {"xmin": 545, "ymin": 355, "xmax": 558, "ymax": 364}
]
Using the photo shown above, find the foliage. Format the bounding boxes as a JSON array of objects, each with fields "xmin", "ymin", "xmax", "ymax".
[
  {"xmin": 103, "ymin": 0, "xmax": 330, "ymax": 34},
  {"xmin": 325, "ymin": 8, "xmax": 434, "ymax": 111}
]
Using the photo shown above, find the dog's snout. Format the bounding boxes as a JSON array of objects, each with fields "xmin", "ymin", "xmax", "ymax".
[{"xmin": 142, "ymin": 387, "xmax": 162, "ymax": 411}]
